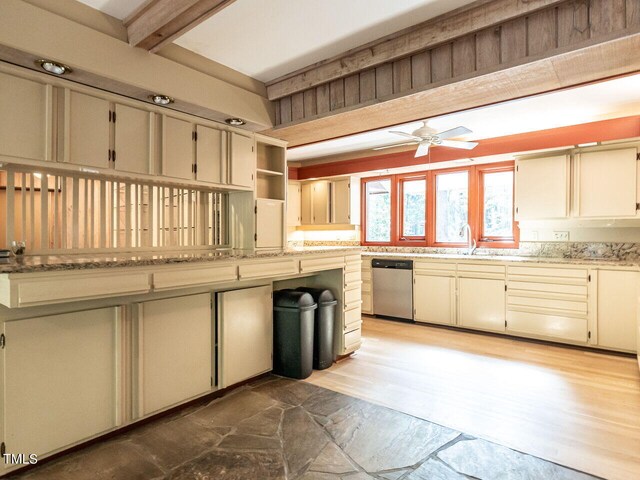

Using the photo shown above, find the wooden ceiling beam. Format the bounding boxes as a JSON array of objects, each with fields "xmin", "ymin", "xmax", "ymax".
[
  {"xmin": 266, "ymin": 0, "xmax": 566, "ymax": 100},
  {"xmin": 124, "ymin": 0, "xmax": 236, "ymax": 52}
]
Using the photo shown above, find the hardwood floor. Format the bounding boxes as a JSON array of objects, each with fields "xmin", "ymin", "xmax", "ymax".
[{"xmin": 307, "ymin": 316, "xmax": 640, "ymax": 480}]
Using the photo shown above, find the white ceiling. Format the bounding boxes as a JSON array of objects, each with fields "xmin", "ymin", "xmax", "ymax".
[
  {"xmin": 76, "ymin": 0, "xmax": 147, "ymax": 20},
  {"xmin": 287, "ymin": 74, "xmax": 640, "ymax": 162},
  {"xmin": 174, "ymin": 0, "xmax": 476, "ymax": 82}
]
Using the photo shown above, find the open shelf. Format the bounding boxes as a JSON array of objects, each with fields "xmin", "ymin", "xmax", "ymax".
[{"xmin": 256, "ymin": 140, "xmax": 286, "ymax": 201}]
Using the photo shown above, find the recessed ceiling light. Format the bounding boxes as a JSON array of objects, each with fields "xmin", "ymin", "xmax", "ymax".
[
  {"xmin": 36, "ymin": 60, "xmax": 72, "ymax": 75},
  {"xmin": 149, "ymin": 94, "xmax": 174, "ymax": 106},
  {"xmin": 225, "ymin": 118, "xmax": 246, "ymax": 126}
]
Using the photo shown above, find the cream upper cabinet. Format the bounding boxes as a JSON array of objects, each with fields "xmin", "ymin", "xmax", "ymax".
[
  {"xmin": 196, "ymin": 125, "xmax": 225, "ymax": 184},
  {"xmin": 229, "ymin": 132, "xmax": 255, "ymax": 188},
  {"xmin": 0, "ymin": 71, "xmax": 51, "ymax": 162},
  {"xmin": 139, "ymin": 293, "xmax": 212, "ymax": 416},
  {"xmin": 332, "ymin": 178, "xmax": 360, "ymax": 225},
  {"xmin": 113, "ymin": 103, "xmax": 153, "ymax": 175},
  {"xmin": 301, "ymin": 183, "xmax": 313, "ymax": 224},
  {"xmin": 515, "ymin": 154, "xmax": 570, "ymax": 220},
  {"xmin": 219, "ymin": 285, "xmax": 273, "ymax": 388},
  {"xmin": 66, "ymin": 90, "xmax": 111, "ymax": 169},
  {"xmin": 414, "ymin": 274, "xmax": 456, "ymax": 325},
  {"xmin": 256, "ymin": 198, "xmax": 284, "ymax": 249},
  {"xmin": 287, "ymin": 181, "xmax": 301, "ymax": 226},
  {"xmin": 312, "ymin": 181, "xmax": 331, "ymax": 224},
  {"xmin": 3, "ymin": 308, "xmax": 118, "ymax": 458},
  {"xmin": 596, "ymin": 269, "xmax": 638, "ymax": 352},
  {"xmin": 459, "ymin": 277, "xmax": 506, "ymax": 332},
  {"xmin": 162, "ymin": 115, "xmax": 194, "ymax": 180},
  {"xmin": 574, "ymin": 148, "xmax": 638, "ymax": 218}
]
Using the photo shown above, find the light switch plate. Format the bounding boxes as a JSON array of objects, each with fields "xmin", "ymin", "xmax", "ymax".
[{"xmin": 553, "ymin": 231, "xmax": 569, "ymax": 241}]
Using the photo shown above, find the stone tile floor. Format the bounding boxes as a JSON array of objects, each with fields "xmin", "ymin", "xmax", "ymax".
[{"xmin": 12, "ymin": 376, "xmax": 599, "ymax": 480}]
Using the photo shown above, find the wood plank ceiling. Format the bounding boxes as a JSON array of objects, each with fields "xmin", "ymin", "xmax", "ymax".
[{"xmin": 263, "ymin": 0, "xmax": 640, "ymax": 147}]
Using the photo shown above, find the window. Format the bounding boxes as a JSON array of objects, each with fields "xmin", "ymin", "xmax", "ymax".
[
  {"xmin": 400, "ymin": 177, "xmax": 426, "ymax": 240},
  {"xmin": 361, "ymin": 162, "xmax": 517, "ymax": 247},
  {"xmin": 479, "ymin": 168, "xmax": 515, "ymax": 243},
  {"xmin": 364, "ymin": 178, "xmax": 392, "ymax": 243},
  {"xmin": 435, "ymin": 171, "xmax": 468, "ymax": 243}
]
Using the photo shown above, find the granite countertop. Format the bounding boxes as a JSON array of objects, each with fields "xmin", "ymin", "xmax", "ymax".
[
  {"xmin": 0, "ymin": 246, "xmax": 362, "ymax": 274},
  {"xmin": 361, "ymin": 251, "xmax": 639, "ymax": 267}
]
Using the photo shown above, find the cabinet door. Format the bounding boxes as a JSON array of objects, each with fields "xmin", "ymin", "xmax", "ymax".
[
  {"xmin": 459, "ymin": 277, "xmax": 506, "ymax": 332},
  {"xmin": 219, "ymin": 285, "xmax": 272, "ymax": 387},
  {"xmin": 287, "ymin": 182, "xmax": 301, "ymax": 226},
  {"xmin": 196, "ymin": 125, "xmax": 224, "ymax": 184},
  {"xmin": 114, "ymin": 103, "xmax": 152, "ymax": 175},
  {"xmin": 0, "ymin": 71, "xmax": 50, "ymax": 162},
  {"xmin": 597, "ymin": 270, "xmax": 638, "ymax": 351},
  {"xmin": 256, "ymin": 199, "xmax": 284, "ymax": 248},
  {"xmin": 67, "ymin": 91, "xmax": 111, "ymax": 169},
  {"xmin": 301, "ymin": 183, "xmax": 313, "ymax": 224},
  {"xmin": 312, "ymin": 181, "xmax": 331, "ymax": 224},
  {"xmin": 140, "ymin": 293, "xmax": 212, "ymax": 416},
  {"xmin": 162, "ymin": 115, "xmax": 194, "ymax": 180},
  {"xmin": 3, "ymin": 308, "xmax": 117, "ymax": 457},
  {"xmin": 332, "ymin": 179, "xmax": 351, "ymax": 224},
  {"xmin": 515, "ymin": 155, "xmax": 569, "ymax": 220},
  {"xmin": 229, "ymin": 132, "xmax": 255, "ymax": 188},
  {"xmin": 414, "ymin": 274, "xmax": 456, "ymax": 325},
  {"xmin": 575, "ymin": 149, "xmax": 637, "ymax": 218}
]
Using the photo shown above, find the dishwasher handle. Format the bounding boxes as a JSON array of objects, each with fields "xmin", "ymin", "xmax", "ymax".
[{"xmin": 371, "ymin": 259, "xmax": 413, "ymax": 270}]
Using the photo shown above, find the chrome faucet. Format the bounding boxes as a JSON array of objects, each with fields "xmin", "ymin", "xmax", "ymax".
[{"xmin": 459, "ymin": 224, "xmax": 477, "ymax": 255}]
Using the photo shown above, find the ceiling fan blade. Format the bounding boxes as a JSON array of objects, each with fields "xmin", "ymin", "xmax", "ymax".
[
  {"xmin": 439, "ymin": 139, "xmax": 479, "ymax": 150},
  {"xmin": 389, "ymin": 130, "xmax": 423, "ymax": 141},
  {"xmin": 437, "ymin": 126, "xmax": 472, "ymax": 140},
  {"xmin": 415, "ymin": 141, "xmax": 430, "ymax": 157},
  {"xmin": 373, "ymin": 141, "xmax": 419, "ymax": 151}
]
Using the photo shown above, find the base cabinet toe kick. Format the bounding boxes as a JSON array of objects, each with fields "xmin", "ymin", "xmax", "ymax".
[{"xmin": 0, "ymin": 251, "xmax": 362, "ymax": 474}]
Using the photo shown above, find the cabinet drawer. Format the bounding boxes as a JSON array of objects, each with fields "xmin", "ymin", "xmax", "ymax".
[
  {"xmin": 344, "ymin": 287, "xmax": 362, "ymax": 310},
  {"xmin": 507, "ymin": 281, "xmax": 587, "ymax": 296},
  {"xmin": 300, "ymin": 256, "xmax": 345, "ymax": 273},
  {"xmin": 345, "ymin": 254, "xmax": 362, "ymax": 272},
  {"xmin": 508, "ymin": 295, "xmax": 587, "ymax": 314},
  {"xmin": 239, "ymin": 259, "xmax": 298, "ymax": 280},
  {"xmin": 344, "ymin": 328, "xmax": 362, "ymax": 350},
  {"xmin": 154, "ymin": 263, "xmax": 237, "ymax": 290},
  {"xmin": 345, "ymin": 306, "xmax": 362, "ymax": 330},
  {"xmin": 508, "ymin": 265, "xmax": 587, "ymax": 281},
  {"xmin": 345, "ymin": 270, "xmax": 361, "ymax": 286},
  {"xmin": 458, "ymin": 263, "xmax": 506, "ymax": 274},
  {"xmin": 16, "ymin": 272, "xmax": 150, "ymax": 307},
  {"xmin": 414, "ymin": 261, "xmax": 456, "ymax": 275},
  {"xmin": 507, "ymin": 310, "xmax": 588, "ymax": 343}
]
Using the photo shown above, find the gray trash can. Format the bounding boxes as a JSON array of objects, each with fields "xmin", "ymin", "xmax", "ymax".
[
  {"xmin": 273, "ymin": 290, "xmax": 317, "ymax": 379},
  {"xmin": 296, "ymin": 287, "xmax": 337, "ymax": 370}
]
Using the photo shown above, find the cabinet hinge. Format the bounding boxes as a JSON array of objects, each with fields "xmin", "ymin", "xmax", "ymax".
[
  {"xmin": 108, "ymin": 111, "xmax": 112, "ymax": 122},
  {"xmin": 637, "ymin": 153, "xmax": 640, "ymax": 161},
  {"xmin": 588, "ymin": 274, "xmax": 591, "ymax": 282},
  {"xmin": 112, "ymin": 150, "xmax": 116, "ymax": 162},
  {"xmin": 193, "ymin": 131, "xmax": 198, "ymax": 142},
  {"xmin": 211, "ymin": 377, "xmax": 213, "ymax": 387},
  {"xmin": 636, "ymin": 203, "xmax": 640, "ymax": 211},
  {"xmin": 108, "ymin": 149, "xmax": 111, "ymax": 162},
  {"xmin": 193, "ymin": 164, "xmax": 197, "ymax": 174},
  {"xmin": 254, "ymin": 206, "xmax": 258, "ymax": 214},
  {"xmin": 254, "ymin": 233, "xmax": 258, "ymax": 242},
  {"xmin": 0, "ymin": 333, "xmax": 5, "ymax": 349},
  {"xmin": 112, "ymin": 111, "xmax": 116, "ymax": 123},
  {"xmin": 0, "ymin": 442, "xmax": 5, "ymax": 456},
  {"xmin": 516, "ymin": 165, "xmax": 519, "ymax": 172},
  {"xmin": 515, "ymin": 207, "xmax": 518, "ymax": 214},
  {"xmin": 504, "ymin": 285, "xmax": 507, "ymax": 291},
  {"xmin": 505, "ymin": 320, "xmax": 507, "ymax": 327},
  {"xmin": 588, "ymin": 331, "xmax": 591, "ymax": 339}
]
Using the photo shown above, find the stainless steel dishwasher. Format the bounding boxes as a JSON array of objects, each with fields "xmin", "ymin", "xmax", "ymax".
[{"xmin": 372, "ymin": 259, "xmax": 413, "ymax": 320}]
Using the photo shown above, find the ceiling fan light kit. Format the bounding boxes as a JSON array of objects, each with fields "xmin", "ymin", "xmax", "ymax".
[{"xmin": 383, "ymin": 121, "xmax": 479, "ymax": 158}]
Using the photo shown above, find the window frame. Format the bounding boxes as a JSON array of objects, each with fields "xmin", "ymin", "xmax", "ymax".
[
  {"xmin": 476, "ymin": 163, "xmax": 519, "ymax": 248},
  {"xmin": 360, "ymin": 161, "xmax": 517, "ymax": 248},
  {"xmin": 398, "ymin": 173, "xmax": 427, "ymax": 244}
]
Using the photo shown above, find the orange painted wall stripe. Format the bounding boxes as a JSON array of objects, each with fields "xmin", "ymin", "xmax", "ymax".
[{"xmin": 294, "ymin": 116, "xmax": 640, "ymax": 180}]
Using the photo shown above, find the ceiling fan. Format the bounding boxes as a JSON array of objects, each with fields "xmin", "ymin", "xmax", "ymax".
[{"xmin": 374, "ymin": 121, "xmax": 479, "ymax": 157}]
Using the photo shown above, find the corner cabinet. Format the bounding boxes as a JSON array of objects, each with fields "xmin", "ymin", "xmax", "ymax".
[{"xmin": 2, "ymin": 308, "xmax": 119, "ymax": 459}]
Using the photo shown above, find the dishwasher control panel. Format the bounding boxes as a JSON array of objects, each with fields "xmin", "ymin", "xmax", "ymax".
[{"xmin": 371, "ymin": 259, "xmax": 413, "ymax": 270}]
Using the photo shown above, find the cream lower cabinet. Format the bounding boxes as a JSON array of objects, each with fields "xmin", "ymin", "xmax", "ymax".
[
  {"xmin": 595, "ymin": 269, "xmax": 638, "ymax": 352},
  {"xmin": 2, "ymin": 308, "xmax": 118, "ymax": 459},
  {"xmin": 138, "ymin": 293, "xmax": 213, "ymax": 416},
  {"xmin": 361, "ymin": 258, "xmax": 372, "ymax": 314},
  {"xmin": 459, "ymin": 277, "xmax": 506, "ymax": 332},
  {"xmin": 219, "ymin": 285, "xmax": 272, "ymax": 388},
  {"xmin": 414, "ymin": 274, "xmax": 456, "ymax": 325}
]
